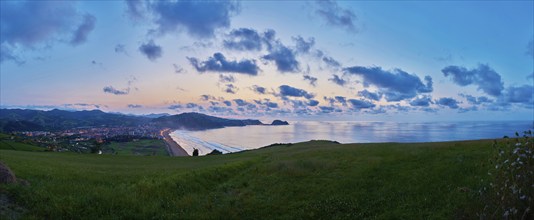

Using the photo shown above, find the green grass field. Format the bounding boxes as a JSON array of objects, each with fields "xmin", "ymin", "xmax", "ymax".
[
  {"xmin": 103, "ymin": 139, "xmax": 168, "ymax": 156},
  {"xmin": 0, "ymin": 140, "xmax": 494, "ymax": 219}
]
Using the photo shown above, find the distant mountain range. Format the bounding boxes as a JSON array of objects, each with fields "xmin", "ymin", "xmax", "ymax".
[{"xmin": 0, "ymin": 109, "xmax": 287, "ymax": 132}]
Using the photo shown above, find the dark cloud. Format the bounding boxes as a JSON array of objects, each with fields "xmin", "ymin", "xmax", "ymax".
[
  {"xmin": 127, "ymin": 104, "xmax": 143, "ymax": 108},
  {"xmin": 343, "ymin": 66, "xmax": 433, "ymax": 101},
  {"xmin": 319, "ymin": 106, "xmax": 339, "ymax": 113},
  {"xmin": 114, "ymin": 44, "xmax": 128, "ymax": 55},
  {"xmin": 279, "ymin": 85, "xmax": 314, "ymax": 99},
  {"xmin": 251, "ymin": 85, "xmax": 267, "ymax": 94},
  {"xmin": 262, "ymin": 44, "xmax": 300, "ymax": 73},
  {"xmin": 139, "ymin": 40, "xmax": 163, "ymax": 61},
  {"xmin": 254, "ymin": 99, "xmax": 279, "ymax": 108},
  {"xmin": 168, "ymin": 104, "xmax": 183, "ymax": 110},
  {"xmin": 219, "ymin": 74, "xmax": 235, "ymax": 83},
  {"xmin": 441, "ymin": 64, "xmax": 504, "ymax": 97},
  {"xmin": 357, "ymin": 89, "xmax": 382, "ymax": 101},
  {"xmin": 322, "ymin": 56, "xmax": 341, "ymax": 68},
  {"xmin": 233, "ymin": 99, "xmax": 249, "ymax": 106},
  {"xmin": 335, "ymin": 96, "xmax": 347, "ymax": 105},
  {"xmin": 223, "ymin": 28, "xmax": 262, "ymax": 51},
  {"xmin": 223, "ymin": 100, "xmax": 232, "ymax": 106},
  {"xmin": 348, "ymin": 99, "xmax": 375, "ymax": 109},
  {"xmin": 185, "ymin": 103, "xmax": 200, "ymax": 109},
  {"xmin": 303, "ymin": 75, "xmax": 318, "ymax": 86},
  {"xmin": 173, "ymin": 64, "xmax": 186, "ymax": 73},
  {"xmin": 314, "ymin": 0, "xmax": 358, "ymax": 33},
  {"xmin": 223, "ymin": 84, "xmax": 238, "ymax": 94},
  {"xmin": 308, "ymin": 100, "xmax": 319, "ymax": 106},
  {"xmin": 526, "ymin": 39, "xmax": 533, "ymax": 58},
  {"xmin": 103, "ymin": 86, "xmax": 129, "ymax": 95},
  {"xmin": 188, "ymin": 52, "xmax": 259, "ymax": 75},
  {"xmin": 409, "ymin": 96, "xmax": 433, "ymax": 107},
  {"xmin": 0, "ymin": 1, "xmax": 95, "ymax": 63},
  {"xmin": 459, "ymin": 94, "xmax": 493, "ymax": 105},
  {"xmin": 149, "ymin": 1, "xmax": 239, "ymax": 38},
  {"xmin": 436, "ymin": 97, "xmax": 460, "ymax": 109},
  {"xmin": 293, "ymin": 36, "xmax": 315, "ymax": 54},
  {"xmin": 501, "ymin": 85, "xmax": 533, "ymax": 104},
  {"xmin": 200, "ymin": 94, "xmax": 217, "ymax": 101},
  {"xmin": 70, "ymin": 14, "xmax": 96, "ymax": 46},
  {"xmin": 329, "ymin": 74, "xmax": 347, "ymax": 86}
]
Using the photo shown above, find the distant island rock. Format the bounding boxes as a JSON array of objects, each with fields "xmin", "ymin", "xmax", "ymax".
[{"xmin": 271, "ymin": 120, "xmax": 289, "ymax": 126}]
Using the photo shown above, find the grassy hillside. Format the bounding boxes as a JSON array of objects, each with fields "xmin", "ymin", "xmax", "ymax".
[
  {"xmin": 103, "ymin": 139, "xmax": 168, "ymax": 156},
  {"xmin": 0, "ymin": 140, "xmax": 494, "ymax": 219}
]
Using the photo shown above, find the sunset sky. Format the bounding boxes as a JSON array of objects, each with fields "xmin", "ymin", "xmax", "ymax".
[{"xmin": 1, "ymin": 0, "xmax": 533, "ymax": 121}]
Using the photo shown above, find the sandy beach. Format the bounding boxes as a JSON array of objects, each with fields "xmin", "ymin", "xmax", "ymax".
[{"xmin": 160, "ymin": 129, "xmax": 189, "ymax": 156}]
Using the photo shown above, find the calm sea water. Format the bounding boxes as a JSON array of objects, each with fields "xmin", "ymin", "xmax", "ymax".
[{"xmin": 170, "ymin": 121, "xmax": 533, "ymax": 156}]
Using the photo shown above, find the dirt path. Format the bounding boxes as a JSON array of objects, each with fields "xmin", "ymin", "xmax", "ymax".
[{"xmin": 160, "ymin": 129, "xmax": 189, "ymax": 156}]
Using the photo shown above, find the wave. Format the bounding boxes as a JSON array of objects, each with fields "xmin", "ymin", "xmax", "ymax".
[{"xmin": 169, "ymin": 130, "xmax": 243, "ymax": 156}]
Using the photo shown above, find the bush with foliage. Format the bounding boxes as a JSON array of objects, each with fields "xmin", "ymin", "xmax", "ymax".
[{"xmin": 479, "ymin": 130, "xmax": 533, "ymax": 219}]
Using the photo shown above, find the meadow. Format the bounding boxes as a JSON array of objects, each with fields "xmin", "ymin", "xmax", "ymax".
[{"xmin": 0, "ymin": 138, "xmax": 498, "ymax": 219}]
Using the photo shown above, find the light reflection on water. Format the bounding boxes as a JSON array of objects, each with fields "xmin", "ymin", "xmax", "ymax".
[{"xmin": 171, "ymin": 121, "xmax": 533, "ymax": 155}]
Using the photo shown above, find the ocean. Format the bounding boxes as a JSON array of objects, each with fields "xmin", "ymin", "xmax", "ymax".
[{"xmin": 169, "ymin": 120, "xmax": 533, "ymax": 156}]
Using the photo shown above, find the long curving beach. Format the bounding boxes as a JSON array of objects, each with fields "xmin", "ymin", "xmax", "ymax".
[{"xmin": 161, "ymin": 129, "xmax": 189, "ymax": 156}]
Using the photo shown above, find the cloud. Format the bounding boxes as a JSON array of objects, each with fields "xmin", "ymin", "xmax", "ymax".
[
  {"xmin": 223, "ymin": 28, "xmax": 262, "ymax": 51},
  {"xmin": 219, "ymin": 74, "xmax": 235, "ymax": 83},
  {"xmin": 459, "ymin": 94, "xmax": 493, "ymax": 105},
  {"xmin": 200, "ymin": 95, "xmax": 217, "ymax": 101},
  {"xmin": 223, "ymin": 100, "xmax": 232, "ymax": 106},
  {"xmin": 357, "ymin": 89, "xmax": 382, "ymax": 101},
  {"xmin": 251, "ymin": 85, "xmax": 267, "ymax": 94},
  {"xmin": 279, "ymin": 85, "xmax": 314, "ymax": 99},
  {"xmin": 223, "ymin": 84, "xmax": 238, "ymax": 94},
  {"xmin": 127, "ymin": 104, "xmax": 143, "ymax": 108},
  {"xmin": 233, "ymin": 99, "xmax": 249, "ymax": 106},
  {"xmin": 501, "ymin": 85, "xmax": 533, "ymax": 104},
  {"xmin": 139, "ymin": 40, "xmax": 163, "ymax": 61},
  {"xmin": 114, "ymin": 44, "xmax": 128, "ymax": 55},
  {"xmin": 308, "ymin": 100, "xmax": 320, "ymax": 106},
  {"xmin": 70, "ymin": 14, "xmax": 96, "ymax": 46},
  {"xmin": 188, "ymin": 52, "xmax": 259, "ymax": 75},
  {"xmin": 103, "ymin": 86, "xmax": 129, "ymax": 95},
  {"xmin": 173, "ymin": 64, "xmax": 186, "ymax": 73},
  {"xmin": 343, "ymin": 66, "xmax": 433, "ymax": 101},
  {"xmin": 409, "ymin": 96, "xmax": 433, "ymax": 107},
  {"xmin": 0, "ymin": 1, "xmax": 95, "ymax": 63},
  {"xmin": 262, "ymin": 44, "xmax": 300, "ymax": 73},
  {"xmin": 149, "ymin": 1, "xmax": 240, "ymax": 38},
  {"xmin": 168, "ymin": 104, "xmax": 183, "ymax": 110},
  {"xmin": 322, "ymin": 56, "xmax": 341, "ymax": 68},
  {"xmin": 441, "ymin": 64, "xmax": 504, "ymax": 97},
  {"xmin": 293, "ymin": 36, "xmax": 315, "ymax": 54},
  {"xmin": 303, "ymin": 75, "xmax": 318, "ymax": 86},
  {"xmin": 348, "ymin": 99, "xmax": 375, "ymax": 109},
  {"xmin": 329, "ymin": 74, "xmax": 347, "ymax": 86},
  {"xmin": 436, "ymin": 97, "xmax": 460, "ymax": 109},
  {"xmin": 254, "ymin": 99, "xmax": 279, "ymax": 108},
  {"xmin": 335, "ymin": 96, "xmax": 347, "ymax": 105},
  {"xmin": 314, "ymin": 0, "xmax": 358, "ymax": 33},
  {"xmin": 125, "ymin": 0, "xmax": 146, "ymax": 20},
  {"xmin": 527, "ymin": 39, "xmax": 533, "ymax": 58}
]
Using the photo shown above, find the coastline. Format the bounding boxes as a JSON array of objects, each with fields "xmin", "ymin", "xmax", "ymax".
[{"xmin": 160, "ymin": 128, "xmax": 189, "ymax": 156}]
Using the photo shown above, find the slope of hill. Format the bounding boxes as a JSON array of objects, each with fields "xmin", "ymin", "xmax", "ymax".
[{"xmin": 0, "ymin": 139, "xmax": 493, "ymax": 219}]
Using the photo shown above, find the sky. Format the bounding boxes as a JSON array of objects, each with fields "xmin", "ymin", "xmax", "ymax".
[{"xmin": 1, "ymin": 0, "xmax": 533, "ymax": 122}]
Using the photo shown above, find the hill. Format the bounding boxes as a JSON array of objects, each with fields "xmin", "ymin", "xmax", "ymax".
[
  {"xmin": 0, "ymin": 109, "xmax": 147, "ymax": 132},
  {"xmin": 0, "ymin": 109, "xmax": 276, "ymax": 132},
  {"xmin": 0, "ymin": 139, "xmax": 494, "ymax": 219},
  {"xmin": 152, "ymin": 112, "xmax": 264, "ymax": 130}
]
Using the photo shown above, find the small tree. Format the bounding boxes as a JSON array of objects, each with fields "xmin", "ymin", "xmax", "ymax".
[{"xmin": 192, "ymin": 148, "xmax": 199, "ymax": 156}]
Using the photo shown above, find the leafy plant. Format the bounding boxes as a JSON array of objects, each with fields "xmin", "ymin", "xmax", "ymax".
[{"xmin": 480, "ymin": 130, "xmax": 533, "ymax": 219}]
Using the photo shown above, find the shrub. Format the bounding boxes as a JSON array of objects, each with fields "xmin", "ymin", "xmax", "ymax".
[{"xmin": 479, "ymin": 130, "xmax": 533, "ymax": 219}]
